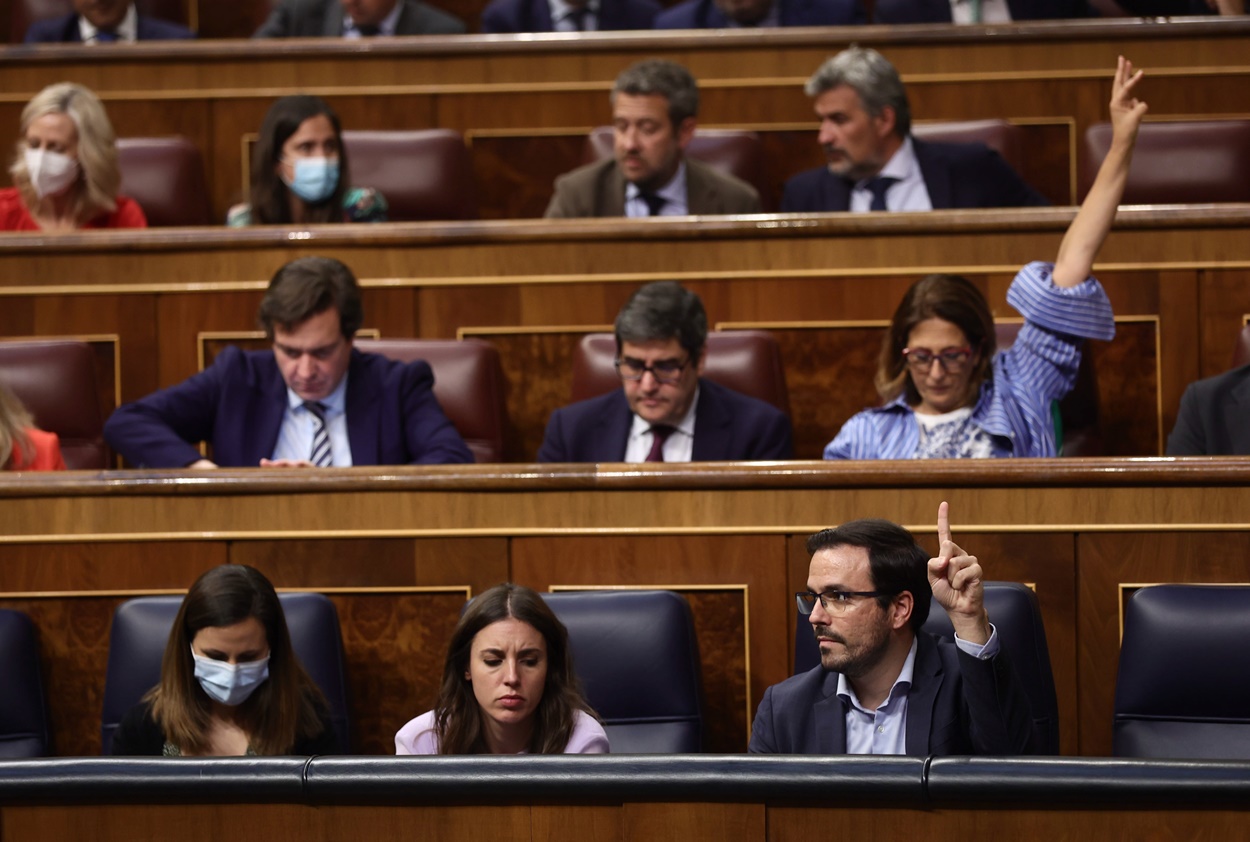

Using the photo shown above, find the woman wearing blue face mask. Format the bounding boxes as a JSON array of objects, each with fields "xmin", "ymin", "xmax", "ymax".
[
  {"xmin": 111, "ymin": 564, "xmax": 339, "ymax": 756},
  {"xmin": 227, "ymin": 95, "xmax": 387, "ymax": 227}
]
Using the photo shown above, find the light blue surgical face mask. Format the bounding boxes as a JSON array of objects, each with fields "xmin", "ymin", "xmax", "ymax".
[
  {"xmin": 192, "ymin": 649, "xmax": 270, "ymax": 706},
  {"xmin": 281, "ymin": 156, "xmax": 339, "ymax": 204}
]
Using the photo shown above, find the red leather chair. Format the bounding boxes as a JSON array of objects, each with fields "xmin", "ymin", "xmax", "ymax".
[
  {"xmin": 912, "ymin": 119, "xmax": 1026, "ymax": 174},
  {"xmin": 342, "ymin": 130, "xmax": 478, "ymax": 222},
  {"xmin": 0, "ymin": 340, "xmax": 111, "ymax": 469},
  {"xmin": 117, "ymin": 137, "xmax": 212, "ymax": 227},
  {"xmin": 1080, "ymin": 120, "xmax": 1250, "ymax": 204},
  {"xmin": 12, "ymin": 0, "xmax": 188, "ymax": 40},
  {"xmin": 996, "ymin": 323, "xmax": 1101, "ymax": 457},
  {"xmin": 355, "ymin": 339, "xmax": 506, "ymax": 463},
  {"xmin": 570, "ymin": 330, "xmax": 790, "ymax": 417},
  {"xmin": 583, "ymin": 127, "xmax": 770, "ymax": 212}
]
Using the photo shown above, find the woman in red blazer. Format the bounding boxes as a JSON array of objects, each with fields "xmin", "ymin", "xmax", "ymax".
[{"xmin": 1, "ymin": 383, "xmax": 66, "ymax": 471}]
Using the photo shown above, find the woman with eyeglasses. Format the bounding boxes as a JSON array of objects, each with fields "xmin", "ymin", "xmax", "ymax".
[
  {"xmin": 227, "ymin": 95, "xmax": 387, "ymax": 227},
  {"xmin": 111, "ymin": 564, "xmax": 340, "ymax": 756},
  {"xmin": 395, "ymin": 583, "xmax": 608, "ymax": 755},
  {"xmin": 825, "ymin": 57, "xmax": 1146, "ymax": 460}
]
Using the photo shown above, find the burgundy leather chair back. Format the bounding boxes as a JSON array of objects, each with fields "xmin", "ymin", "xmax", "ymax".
[
  {"xmin": 12, "ymin": 0, "xmax": 188, "ymax": 40},
  {"xmin": 912, "ymin": 119, "xmax": 1025, "ymax": 173},
  {"xmin": 1232, "ymin": 324, "xmax": 1250, "ymax": 369},
  {"xmin": 570, "ymin": 331, "xmax": 790, "ymax": 417},
  {"xmin": 116, "ymin": 137, "xmax": 212, "ymax": 226},
  {"xmin": 996, "ymin": 323, "xmax": 1101, "ymax": 457},
  {"xmin": 583, "ymin": 127, "xmax": 771, "ymax": 211},
  {"xmin": 355, "ymin": 339, "xmax": 506, "ymax": 463},
  {"xmin": 342, "ymin": 130, "xmax": 478, "ymax": 222},
  {"xmin": 1080, "ymin": 120, "xmax": 1250, "ymax": 204},
  {"xmin": 0, "ymin": 340, "xmax": 110, "ymax": 469}
]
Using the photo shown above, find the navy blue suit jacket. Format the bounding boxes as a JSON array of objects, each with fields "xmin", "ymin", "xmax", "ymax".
[
  {"xmin": 654, "ymin": 0, "xmax": 864, "ymax": 27},
  {"xmin": 780, "ymin": 138, "xmax": 1048, "ymax": 213},
  {"xmin": 1166, "ymin": 364, "xmax": 1250, "ymax": 456},
  {"xmin": 104, "ymin": 346, "xmax": 473, "ymax": 468},
  {"xmin": 748, "ymin": 632, "xmax": 1036, "ymax": 755},
  {"xmin": 874, "ymin": 0, "xmax": 1090, "ymax": 21},
  {"xmin": 24, "ymin": 13, "xmax": 194, "ymax": 42},
  {"xmin": 537, "ymin": 378, "xmax": 793, "ymax": 462},
  {"xmin": 481, "ymin": 0, "xmax": 660, "ymax": 31}
]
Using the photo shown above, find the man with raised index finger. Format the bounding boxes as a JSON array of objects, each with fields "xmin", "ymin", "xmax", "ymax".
[{"xmin": 749, "ymin": 502, "xmax": 1036, "ymax": 755}]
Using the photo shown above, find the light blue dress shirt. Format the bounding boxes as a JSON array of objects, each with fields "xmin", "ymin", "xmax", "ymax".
[
  {"xmin": 271, "ymin": 375, "xmax": 353, "ymax": 466},
  {"xmin": 625, "ymin": 160, "xmax": 689, "ymax": 217}
]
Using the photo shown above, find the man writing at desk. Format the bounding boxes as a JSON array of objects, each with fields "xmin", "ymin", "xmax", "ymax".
[
  {"xmin": 750, "ymin": 503, "xmax": 1036, "ymax": 755},
  {"xmin": 104, "ymin": 256, "xmax": 473, "ymax": 468}
]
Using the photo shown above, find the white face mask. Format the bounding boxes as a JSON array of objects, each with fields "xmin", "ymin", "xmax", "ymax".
[
  {"xmin": 24, "ymin": 147, "xmax": 80, "ymax": 198},
  {"xmin": 192, "ymin": 649, "xmax": 271, "ymax": 706}
]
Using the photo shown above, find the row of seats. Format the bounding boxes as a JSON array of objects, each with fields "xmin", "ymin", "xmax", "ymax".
[
  {"xmin": 5, "ymin": 584, "xmax": 1247, "ymax": 757},
  {"xmin": 4, "ymin": 589, "xmax": 702, "ymax": 757},
  {"xmin": 0, "ymin": 323, "xmax": 1103, "ymax": 467},
  {"xmin": 112, "ymin": 119, "xmax": 1250, "ymax": 227}
]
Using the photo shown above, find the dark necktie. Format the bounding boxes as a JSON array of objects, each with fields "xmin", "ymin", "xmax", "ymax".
[
  {"xmin": 305, "ymin": 401, "xmax": 333, "ymax": 467},
  {"xmin": 645, "ymin": 425, "xmax": 674, "ymax": 462},
  {"xmin": 639, "ymin": 191, "xmax": 667, "ymax": 216},
  {"xmin": 565, "ymin": 7, "xmax": 588, "ymax": 29},
  {"xmin": 357, "ymin": 23, "xmax": 381, "ymax": 35},
  {"xmin": 94, "ymin": 29, "xmax": 119, "ymax": 42},
  {"xmin": 865, "ymin": 176, "xmax": 898, "ymax": 211}
]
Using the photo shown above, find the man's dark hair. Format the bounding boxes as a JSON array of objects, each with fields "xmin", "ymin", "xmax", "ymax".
[
  {"xmin": 258, "ymin": 256, "xmax": 363, "ymax": 339},
  {"xmin": 611, "ymin": 59, "xmax": 700, "ymax": 129},
  {"xmin": 806, "ymin": 519, "xmax": 931, "ymax": 631},
  {"xmin": 614, "ymin": 281, "xmax": 708, "ymax": 364}
]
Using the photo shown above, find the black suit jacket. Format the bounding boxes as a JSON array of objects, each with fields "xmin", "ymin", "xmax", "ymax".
[
  {"xmin": 254, "ymin": 0, "xmax": 466, "ymax": 36},
  {"xmin": 545, "ymin": 158, "xmax": 760, "ymax": 218},
  {"xmin": 749, "ymin": 632, "xmax": 1036, "ymax": 755},
  {"xmin": 780, "ymin": 138, "xmax": 1048, "ymax": 213},
  {"xmin": 537, "ymin": 377, "xmax": 793, "ymax": 462},
  {"xmin": 480, "ymin": 0, "xmax": 660, "ymax": 31},
  {"xmin": 24, "ymin": 12, "xmax": 194, "ymax": 41},
  {"xmin": 1166, "ymin": 364, "xmax": 1250, "ymax": 456},
  {"xmin": 873, "ymin": 0, "xmax": 1090, "ymax": 22},
  {"xmin": 653, "ymin": 0, "xmax": 864, "ymax": 26}
]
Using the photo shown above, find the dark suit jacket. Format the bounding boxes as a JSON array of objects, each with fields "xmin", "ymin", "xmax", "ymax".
[
  {"xmin": 537, "ymin": 377, "xmax": 793, "ymax": 462},
  {"xmin": 780, "ymin": 138, "xmax": 1048, "ymax": 213},
  {"xmin": 254, "ymin": 0, "xmax": 466, "ymax": 37},
  {"xmin": 748, "ymin": 632, "xmax": 1036, "ymax": 755},
  {"xmin": 1166, "ymin": 364, "xmax": 1250, "ymax": 456},
  {"xmin": 873, "ymin": 0, "xmax": 1090, "ymax": 21},
  {"xmin": 24, "ymin": 12, "xmax": 194, "ymax": 42},
  {"xmin": 103, "ymin": 346, "xmax": 473, "ymax": 468},
  {"xmin": 654, "ymin": 0, "xmax": 864, "ymax": 26},
  {"xmin": 481, "ymin": 0, "xmax": 660, "ymax": 31},
  {"xmin": 544, "ymin": 158, "xmax": 761, "ymax": 218}
]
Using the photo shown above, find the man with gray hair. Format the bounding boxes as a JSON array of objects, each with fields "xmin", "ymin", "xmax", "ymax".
[
  {"xmin": 780, "ymin": 47, "xmax": 1046, "ymax": 213},
  {"xmin": 545, "ymin": 59, "xmax": 761, "ymax": 218},
  {"xmin": 537, "ymin": 281, "xmax": 792, "ymax": 462}
]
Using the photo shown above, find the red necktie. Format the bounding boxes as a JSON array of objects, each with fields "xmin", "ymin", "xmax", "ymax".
[{"xmin": 645, "ymin": 425, "xmax": 674, "ymax": 462}]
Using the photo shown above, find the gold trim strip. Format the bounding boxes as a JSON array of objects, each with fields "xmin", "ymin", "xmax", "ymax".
[{"xmin": 8, "ymin": 522, "xmax": 1250, "ymax": 544}]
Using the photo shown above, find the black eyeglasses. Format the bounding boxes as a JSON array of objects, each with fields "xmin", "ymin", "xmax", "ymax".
[
  {"xmin": 902, "ymin": 346, "xmax": 974, "ymax": 374},
  {"xmin": 795, "ymin": 590, "xmax": 894, "ymax": 614},
  {"xmin": 615, "ymin": 356, "xmax": 689, "ymax": 386}
]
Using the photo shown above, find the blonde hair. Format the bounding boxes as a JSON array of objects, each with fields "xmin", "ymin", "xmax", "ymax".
[
  {"xmin": 0, "ymin": 382, "xmax": 34, "ymax": 470},
  {"xmin": 9, "ymin": 82, "xmax": 120, "ymax": 226}
]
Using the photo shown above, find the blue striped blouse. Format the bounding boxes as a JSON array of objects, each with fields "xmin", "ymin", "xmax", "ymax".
[{"xmin": 824, "ymin": 261, "xmax": 1116, "ymax": 460}]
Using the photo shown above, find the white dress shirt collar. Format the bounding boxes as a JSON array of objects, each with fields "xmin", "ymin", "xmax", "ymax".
[
  {"xmin": 849, "ymin": 136, "xmax": 933, "ymax": 213},
  {"xmin": 625, "ymin": 159, "xmax": 689, "ymax": 217},
  {"xmin": 79, "ymin": 3, "xmax": 138, "ymax": 42}
]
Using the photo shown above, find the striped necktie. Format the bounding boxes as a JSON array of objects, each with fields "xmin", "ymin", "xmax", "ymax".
[{"xmin": 305, "ymin": 401, "xmax": 333, "ymax": 467}]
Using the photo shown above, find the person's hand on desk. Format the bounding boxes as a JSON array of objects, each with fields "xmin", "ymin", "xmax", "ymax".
[
  {"xmin": 187, "ymin": 459, "xmax": 218, "ymax": 469},
  {"xmin": 259, "ymin": 458, "xmax": 316, "ymax": 468}
]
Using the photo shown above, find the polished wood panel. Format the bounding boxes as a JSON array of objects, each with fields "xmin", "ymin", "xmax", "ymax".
[{"xmin": 3, "ymin": 461, "xmax": 1247, "ymax": 755}]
